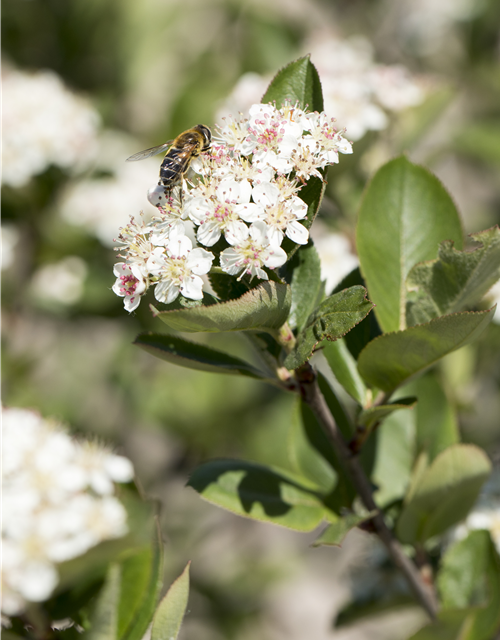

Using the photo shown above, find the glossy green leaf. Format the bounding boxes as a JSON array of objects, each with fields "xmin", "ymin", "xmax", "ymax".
[
  {"xmin": 409, "ymin": 374, "xmax": 459, "ymax": 460},
  {"xmin": 288, "ymin": 400, "xmax": 337, "ymax": 494},
  {"xmin": 118, "ymin": 522, "xmax": 163, "ymax": 640},
  {"xmin": 407, "ymin": 226, "xmax": 500, "ymax": 325},
  {"xmin": 358, "ymin": 397, "xmax": 417, "ymax": 430},
  {"xmin": 151, "ymin": 562, "xmax": 190, "ymax": 640},
  {"xmin": 322, "ymin": 338, "xmax": 367, "ymax": 405},
  {"xmin": 396, "ymin": 444, "xmax": 492, "ymax": 543},
  {"xmin": 152, "ymin": 281, "xmax": 291, "ymax": 333},
  {"xmin": 135, "ymin": 333, "xmax": 266, "ymax": 379},
  {"xmin": 284, "ymin": 286, "xmax": 374, "ymax": 370},
  {"xmin": 287, "ymin": 241, "xmax": 324, "ymax": 332},
  {"xmin": 357, "ymin": 309, "xmax": 495, "ymax": 393},
  {"xmin": 357, "ymin": 156, "xmax": 463, "ymax": 333},
  {"xmin": 312, "ymin": 511, "xmax": 377, "ymax": 547},
  {"xmin": 261, "ymin": 55, "xmax": 324, "ymax": 111},
  {"xmin": 187, "ymin": 459, "xmax": 326, "ymax": 531},
  {"xmin": 438, "ymin": 531, "xmax": 500, "ymax": 640}
]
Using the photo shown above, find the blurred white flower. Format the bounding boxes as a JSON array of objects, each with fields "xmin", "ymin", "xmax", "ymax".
[
  {"xmin": 58, "ymin": 131, "xmax": 161, "ymax": 247},
  {"xmin": 30, "ymin": 256, "xmax": 88, "ymax": 306},
  {"xmin": 2, "ymin": 67, "xmax": 100, "ymax": 188},
  {"xmin": 1, "ymin": 407, "xmax": 134, "ymax": 616},
  {"xmin": 1, "ymin": 225, "xmax": 20, "ymax": 271},
  {"xmin": 311, "ymin": 225, "xmax": 359, "ymax": 294},
  {"xmin": 217, "ymin": 36, "xmax": 425, "ymax": 142}
]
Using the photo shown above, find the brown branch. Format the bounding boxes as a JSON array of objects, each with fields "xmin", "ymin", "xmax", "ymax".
[{"xmin": 296, "ymin": 363, "xmax": 438, "ymax": 621}]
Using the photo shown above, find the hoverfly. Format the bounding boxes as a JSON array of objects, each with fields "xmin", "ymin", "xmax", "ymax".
[{"xmin": 126, "ymin": 124, "xmax": 212, "ymax": 205}]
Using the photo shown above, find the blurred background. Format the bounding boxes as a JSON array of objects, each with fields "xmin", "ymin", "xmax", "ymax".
[{"xmin": 2, "ymin": 0, "xmax": 500, "ymax": 638}]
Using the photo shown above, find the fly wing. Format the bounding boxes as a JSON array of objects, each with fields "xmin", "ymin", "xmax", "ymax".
[{"xmin": 126, "ymin": 141, "xmax": 173, "ymax": 162}]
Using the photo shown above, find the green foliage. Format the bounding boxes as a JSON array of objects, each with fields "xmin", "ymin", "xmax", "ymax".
[
  {"xmin": 286, "ymin": 240, "xmax": 324, "ymax": 332},
  {"xmin": 396, "ymin": 445, "xmax": 491, "ymax": 544},
  {"xmin": 134, "ymin": 333, "xmax": 266, "ymax": 379},
  {"xmin": 437, "ymin": 531, "xmax": 500, "ymax": 640},
  {"xmin": 312, "ymin": 512, "xmax": 377, "ymax": 547},
  {"xmin": 358, "ymin": 397, "xmax": 417, "ymax": 431},
  {"xmin": 357, "ymin": 309, "xmax": 495, "ymax": 393},
  {"xmin": 261, "ymin": 55, "xmax": 324, "ymax": 112},
  {"xmin": 88, "ymin": 525, "xmax": 163, "ymax": 640},
  {"xmin": 151, "ymin": 563, "xmax": 190, "ymax": 640},
  {"xmin": 322, "ymin": 338, "xmax": 368, "ymax": 405},
  {"xmin": 357, "ymin": 156, "xmax": 463, "ymax": 333},
  {"xmin": 284, "ymin": 286, "xmax": 374, "ymax": 370},
  {"xmin": 153, "ymin": 281, "xmax": 292, "ymax": 334},
  {"xmin": 187, "ymin": 459, "xmax": 327, "ymax": 531},
  {"xmin": 407, "ymin": 226, "xmax": 500, "ymax": 325}
]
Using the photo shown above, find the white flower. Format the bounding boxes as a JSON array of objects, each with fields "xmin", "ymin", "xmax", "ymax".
[
  {"xmin": 220, "ymin": 221, "xmax": 287, "ymax": 280},
  {"xmin": 2, "ymin": 67, "xmax": 100, "ymax": 188},
  {"xmin": 1, "ymin": 407, "xmax": 134, "ymax": 615},
  {"xmin": 112, "ymin": 262, "xmax": 149, "ymax": 312},
  {"xmin": 185, "ymin": 179, "xmax": 257, "ymax": 247},
  {"xmin": 311, "ymin": 226, "xmax": 359, "ymax": 294},
  {"xmin": 147, "ymin": 234, "xmax": 214, "ymax": 304},
  {"xmin": 248, "ymin": 182, "xmax": 309, "ymax": 246},
  {"xmin": 486, "ymin": 279, "xmax": 500, "ymax": 324},
  {"xmin": 30, "ymin": 257, "xmax": 88, "ymax": 306}
]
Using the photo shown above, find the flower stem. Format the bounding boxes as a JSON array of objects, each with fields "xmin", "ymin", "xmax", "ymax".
[{"xmin": 296, "ymin": 363, "xmax": 439, "ymax": 621}]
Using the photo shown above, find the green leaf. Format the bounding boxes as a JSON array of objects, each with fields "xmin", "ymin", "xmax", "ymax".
[
  {"xmin": 284, "ymin": 286, "xmax": 374, "ymax": 370},
  {"xmin": 134, "ymin": 333, "xmax": 266, "ymax": 379},
  {"xmin": 323, "ymin": 339, "xmax": 368, "ymax": 405},
  {"xmin": 287, "ymin": 241, "xmax": 324, "ymax": 332},
  {"xmin": 152, "ymin": 281, "xmax": 291, "ymax": 334},
  {"xmin": 371, "ymin": 407, "xmax": 416, "ymax": 507},
  {"xmin": 312, "ymin": 512, "xmax": 377, "ymax": 547},
  {"xmin": 409, "ymin": 374, "xmax": 459, "ymax": 460},
  {"xmin": 438, "ymin": 530, "xmax": 492, "ymax": 610},
  {"xmin": 288, "ymin": 399, "xmax": 337, "ymax": 494},
  {"xmin": 261, "ymin": 55, "xmax": 324, "ymax": 111},
  {"xmin": 407, "ymin": 226, "xmax": 500, "ymax": 326},
  {"xmin": 88, "ymin": 564, "xmax": 121, "ymax": 640},
  {"xmin": 187, "ymin": 459, "xmax": 326, "ymax": 531},
  {"xmin": 396, "ymin": 444, "xmax": 492, "ymax": 544},
  {"xmin": 438, "ymin": 531, "xmax": 500, "ymax": 640},
  {"xmin": 357, "ymin": 309, "xmax": 496, "ymax": 393},
  {"xmin": 358, "ymin": 397, "xmax": 417, "ymax": 430},
  {"xmin": 356, "ymin": 156, "xmax": 463, "ymax": 333},
  {"xmin": 118, "ymin": 522, "xmax": 163, "ymax": 640},
  {"xmin": 151, "ymin": 562, "xmax": 190, "ymax": 640}
]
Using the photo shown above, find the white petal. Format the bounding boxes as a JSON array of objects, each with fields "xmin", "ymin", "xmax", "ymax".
[
  {"xmin": 154, "ymin": 280, "xmax": 179, "ymax": 304},
  {"xmin": 236, "ymin": 202, "xmax": 264, "ymax": 223},
  {"xmin": 225, "ymin": 222, "xmax": 249, "ymax": 246},
  {"xmin": 166, "ymin": 234, "xmax": 192, "ymax": 258},
  {"xmin": 197, "ymin": 221, "xmax": 222, "ymax": 247},
  {"xmin": 248, "ymin": 220, "xmax": 269, "ymax": 245},
  {"xmin": 286, "ymin": 220, "xmax": 309, "ymax": 245},
  {"xmin": 267, "ymin": 225, "xmax": 284, "ymax": 247},
  {"xmin": 186, "ymin": 248, "xmax": 214, "ymax": 275},
  {"xmin": 124, "ymin": 294, "xmax": 142, "ymax": 312},
  {"xmin": 220, "ymin": 248, "xmax": 243, "ymax": 275},
  {"xmin": 263, "ymin": 246, "xmax": 287, "ymax": 269},
  {"xmin": 252, "ymin": 182, "xmax": 279, "ymax": 207},
  {"xmin": 181, "ymin": 274, "xmax": 204, "ymax": 300}
]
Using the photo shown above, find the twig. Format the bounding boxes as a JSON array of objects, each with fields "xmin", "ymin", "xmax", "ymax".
[{"xmin": 296, "ymin": 363, "xmax": 439, "ymax": 621}]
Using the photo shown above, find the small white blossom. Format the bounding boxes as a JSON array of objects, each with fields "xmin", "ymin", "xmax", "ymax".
[
  {"xmin": 220, "ymin": 221, "xmax": 287, "ymax": 280},
  {"xmin": 147, "ymin": 233, "xmax": 214, "ymax": 304},
  {"xmin": 30, "ymin": 257, "xmax": 88, "ymax": 306},
  {"xmin": 112, "ymin": 262, "xmax": 149, "ymax": 312},
  {"xmin": 1, "ymin": 407, "xmax": 134, "ymax": 616}
]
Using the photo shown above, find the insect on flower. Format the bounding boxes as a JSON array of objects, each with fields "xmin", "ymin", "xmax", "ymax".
[{"xmin": 126, "ymin": 124, "xmax": 211, "ymax": 205}]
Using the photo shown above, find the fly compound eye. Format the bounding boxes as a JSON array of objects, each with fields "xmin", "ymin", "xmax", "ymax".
[{"xmin": 147, "ymin": 183, "xmax": 167, "ymax": 207}]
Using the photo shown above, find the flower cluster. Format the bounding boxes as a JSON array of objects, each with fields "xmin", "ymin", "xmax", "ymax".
[
  {"xmin": 113, "ymin": 102, "xmax": 352, "ymax": 312},
  {"xmin": 2, "ymin": 407, "xmax": 134, "ymax": 616},
  {"xmin": 2, "ymin": 67, "xmax": 100, "ymax": 188}
]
